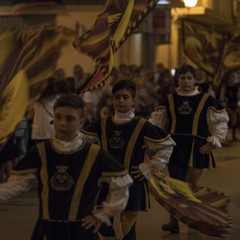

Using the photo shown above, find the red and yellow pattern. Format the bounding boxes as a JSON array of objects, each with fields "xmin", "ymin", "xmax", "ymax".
[
  {"xmin": 73, "ymin": 0, "xmax": 159, "ymax": 93},
  {"xmin": 149, "ymin": 172, "xmax": 231, "ymax": 238},
  {"xmin": 0, "ymin": 24, "xmax": 75, "ymax": 149}
]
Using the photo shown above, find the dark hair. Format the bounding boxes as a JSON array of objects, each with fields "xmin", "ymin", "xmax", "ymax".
[
  {"xmin": 176, "ymin": 64, "xmax": 196, "ymax": 79},
  {"xmin": 54, "ymin": 94, "xmax": 84, "ymax": 117},
  {"xmin": 112, "ymin": 80, "xmax": 136, "ymax": 98}
]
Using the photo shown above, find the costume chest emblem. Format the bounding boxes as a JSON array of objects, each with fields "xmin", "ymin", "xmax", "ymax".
[
  {"xmin": 178, "ymin": 101, "xmax": 193, "ymax": 115},
  {"xmin": 49, "ymin": 165, "xmax": 74, "ymax": 191},
  {"xmin": 109, "ymin": 130, "xmax": 125, "ymax": 149}
]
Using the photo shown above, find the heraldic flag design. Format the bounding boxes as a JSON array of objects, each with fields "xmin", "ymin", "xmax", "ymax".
[
  {"xmin": 149, "ymin": 172, "xmax": 231, "ymax": 238},
  {"xmin": 73, "ymin": 0, "xmax": 159, "ymax": 93},
  {"xmin": 0, "ymin": 24, "xmax": 75, "ymax": 149},
  {"xmin": 213, "ymin": 33, "xmax": 240, "ymax": 87}
]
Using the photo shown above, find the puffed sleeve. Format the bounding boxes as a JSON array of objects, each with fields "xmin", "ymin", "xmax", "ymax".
[
  {"xmin": 92, "ymin": 174, "xmax": 133, "ymax": 226},
  {"xmin": 0, "ymin": 146, "xmax": 40, "ymax": 201},
  {"xmin": 149, "ymin": 106, "xmax": 169, "ymax": 131},
  {"xmin": 207, "ymin": 107, "xmax": 229, "ymax": 147},
  {"xmin": 0, "ymin": 174, "xmax": 36, "ymax": 201},
  {"xmin": 91, "ymin": 149, "xmax": 133, "ymax": 226}
]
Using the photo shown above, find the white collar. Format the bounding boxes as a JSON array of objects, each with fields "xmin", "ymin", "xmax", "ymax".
[
  {"xmin": 114, "ymin": 108, "xmax": 135, "ymax": 123},
  {"xmin": 52, "ymin": 132, "xmax": 84, "ymax": 152},
  {"xmin": 176, "ymin": 86, "xmax": 200, "ymax": 96}
]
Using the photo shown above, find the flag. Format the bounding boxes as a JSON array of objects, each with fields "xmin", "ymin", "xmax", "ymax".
[
  {"xmin": 73, "ymin": 0, "xmax": 159, "ymax": 93},
  {"xmin": 149, "ymin": 172, "xmax": 231, "ymax": 238},
  {"xmin": 13, "ymin": 0, "xmax": 62, "ymax": 15},
  {"xmin": 183, "ymin": 21, "xmax": 221, "ymax": 76},
  {"xmin": 213, "ymin": 33, "xmax": 240, "ymax": 87},
  {"xmin": 0, "ymin": 24, "xmax": 75, "ymax": 149}
]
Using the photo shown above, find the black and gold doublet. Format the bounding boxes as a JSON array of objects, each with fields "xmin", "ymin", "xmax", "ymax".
[
  {"xmin": 83, "ymin": 116, "xmax": 170, "ymax": 211},
  {"xmin": 160, "ymin": 92, "xmax": 225, "ymax": 169},
  {"xmin": 11, "ymin": 141, "xmax": 127, "ymax": 240}
]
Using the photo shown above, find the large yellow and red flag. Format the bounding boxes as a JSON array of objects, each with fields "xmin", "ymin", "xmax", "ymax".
[
  {"xmin": 149, "ymin": 172, "xmax": 231, "ymax": 238},
  {"xmin": 73, "ymin": 0, "xmax": 159, "ymax": 93},
  {"xmin": 0, "ymin": 25, "xmax": 75, "ymax": 149},
  {"xmin": 183, "ymin": 21, "xmax": 221, "ymax": 77},
  {"xmin": 213, "ymin": 33, "xmax": 240, "ymax": 87}
]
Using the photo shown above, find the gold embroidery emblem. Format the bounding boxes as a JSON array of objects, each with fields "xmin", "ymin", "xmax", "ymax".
[
  {"xmin": 178, "ymin": 101, "xmax": 193, "ymax": 115},
  {"xmin": 109, "ymin": 130, "xmax": 125, "ymax": 149},
  {"xmin": 49, "ymin": 165, "xmax": 74, "ymax": 191}
]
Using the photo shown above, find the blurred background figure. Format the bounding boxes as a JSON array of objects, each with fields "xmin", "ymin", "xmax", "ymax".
[
  {"xmin": 195, "ymin": 69, "xmax": 215, "ymax": 97},
  {"xmin": 27, "ymin": 78, "xmax": 58, "ymax": 148},
  {"xmin": 73, "ymin": 64, "xmax": 86, "ymax": 93},
  {"xmin": 221, "ymin": 71, "xmax": 240, "ymax": 141}
]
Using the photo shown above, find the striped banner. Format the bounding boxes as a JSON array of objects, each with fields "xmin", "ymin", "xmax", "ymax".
[
  {"xmin": 0, "ymin": 24, "xmax": 75, "ymax": 149},
  {"xmin": 183, "ymin": 21, "xmax": 221, "ymax": 77},
  {"xmin": 73, "ymin": 0, "xmax": 159, "ymax": 93},
  {"xmin": 213, "ymin": 33, "xmax": 240, "ymax": 87},
  {"xmin": 149, "ymin": 172, "xmax": 231, "ymax": 238}
]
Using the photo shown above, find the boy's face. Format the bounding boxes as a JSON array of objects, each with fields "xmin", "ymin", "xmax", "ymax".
[
  {"xmin": 53, "ymin": 107, "xmax": 84, "ymax": 142},
  {"xmin": 177, "ymin": 72, "xmax": 196, "ymax": 93},
  {"xmin": 112, "ymin": 88, "xmax": 135, "ymax": 113}
]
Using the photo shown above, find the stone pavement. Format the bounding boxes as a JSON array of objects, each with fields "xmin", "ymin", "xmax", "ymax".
[{"xmin": 0, "ymin": 139, "xmax": 240, "ymax": 240}]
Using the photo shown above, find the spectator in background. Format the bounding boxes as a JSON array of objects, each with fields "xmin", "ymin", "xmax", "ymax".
[
  {"xmin": 221, "ymin": 71, "xmax": 240, "ymax": 141},
  {"xmin": 27, "ymin": 78, "xmax": 58, "ymax": 146},
  {"xmin": 195, "ymin": 69, "xmax": 215, "ymax": 97},
  {"xmin": 73, "ymin": 64, "xmax": 86, "ymax": 93}
]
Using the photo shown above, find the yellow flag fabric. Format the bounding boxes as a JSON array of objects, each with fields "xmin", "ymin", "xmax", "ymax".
[
  {"xmin": 73, "ymin": 0, "xmax": 158, "ymax": 93},
  {"xmin": 0, "ymin": 70, "xmax": 29, "ymax": 148},
  {"xmin": 149, "ymin": 172, "xmax": 231, "ymax": 238},
  {"xmin": 0, "ymin": 25, "xmax": 75, "ymax": 149},
  {"xmin": 213, "ymin": 33, "xmax": 240, "ymax": 87}
]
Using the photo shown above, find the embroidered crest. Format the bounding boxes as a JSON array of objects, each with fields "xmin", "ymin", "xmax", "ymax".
[
  {"xmin": 49, "ymin": 165, "xmax": 74, "ymax": 191},
  {"xmin": 178, "ymin": 101, "xmax": 193, "ymax": 115},
  {"xmin": 109, "ymin": 130, "xmax": 125, "ymax": 149}
]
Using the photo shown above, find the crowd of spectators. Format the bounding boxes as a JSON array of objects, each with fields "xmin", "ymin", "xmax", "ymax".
[{"xmin": 1, "ymin": 62, "xmax": 239, "ymax": 182}]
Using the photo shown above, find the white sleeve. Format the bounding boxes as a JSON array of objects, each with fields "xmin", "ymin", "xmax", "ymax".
[
  {"xmin": 92, "ymin": 174, "xmax": 133, "ymax": 226},
  {"xmin": 149, "ymin": 107, "xmax": 168, "ymax": 131},
  {"xmin": 0, "ymin": 174, "xmax": 36, "ymax": 201},
  {"xmin": 139, "ymin": 137, "xmax": 176, "ymax": 180},
  {"xmin": 207, "ymin": 108, "xmax": 229, "ymax": 147},
  {"xmin": 82, "ymin": 132, "xmax": 101, "ymax": 145}
]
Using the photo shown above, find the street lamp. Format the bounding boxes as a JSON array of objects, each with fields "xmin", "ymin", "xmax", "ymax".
[{"xmin": 183, "ymin": 0, "xmax": 198, "ymax": 7}]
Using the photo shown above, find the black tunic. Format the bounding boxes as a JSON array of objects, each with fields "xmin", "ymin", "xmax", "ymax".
[{"xmin": 83, "ymin": 116, "xmax": 170, "ymax": 211}]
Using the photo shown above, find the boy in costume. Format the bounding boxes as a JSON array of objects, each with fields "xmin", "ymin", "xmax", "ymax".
[
  {"xmin": 0, "ymin": 93, "xmax": 133, "ymax": 240},
  {"xmin": 82, "ymin": 80, "xmax": 176, "ymax": 240},
  {"xmin": 149, "ymin": 64, "xmax": 229, "ymax": 233}
]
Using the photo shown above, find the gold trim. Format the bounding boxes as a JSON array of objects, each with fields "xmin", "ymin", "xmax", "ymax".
[
  {"xmin": 155, "ymin": 105, "xmax": 166, "ymax": 111},
  {"xmin": 101, "ymin": 117, "xmax": 108, "ymax": 150},
  {"xmin": 68, "ymin": 144, "xmax": 99, "ymax": 220},
  {"xmin": 192, "ymin": 94, "xmax": 209, "ymax": 135},
  {"xmin": 120, "ymin": 211, "xmax": 138, "ymax": 237},
  {"xmin": 11, "ymin": 168, "xmax": 37, "ymax": 175},
  {"xmin": 208, "ymin": 106, "xmax": 226, "ymax": 113},
  {"xmin": 144, "ymin": 134, "xmax": 171, "ymax": 143},
  {"xmin": 168, "ymin": 94, "xmax": 176, "ymax": 133},
  {"xmin": 188, "ymin": 139, "xmax": 195, "ymax": 167},
  {"xmin": 81, "ymin": 130, "xmax": 98, "ymax": 136},
  {"xmin": 124, "ymin": 118, "xmax": 146, "ymax": 169},
  {"xmin": 37, "ymin": 143, "xmax": 50, "ymax": 219},
  {"xmin": 144, "ymin": 181, "xmax": 149, "ymax": 209},
  {"xmin": 101, "ymin": 169, "xmax": 128, "ymax": 177}
]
